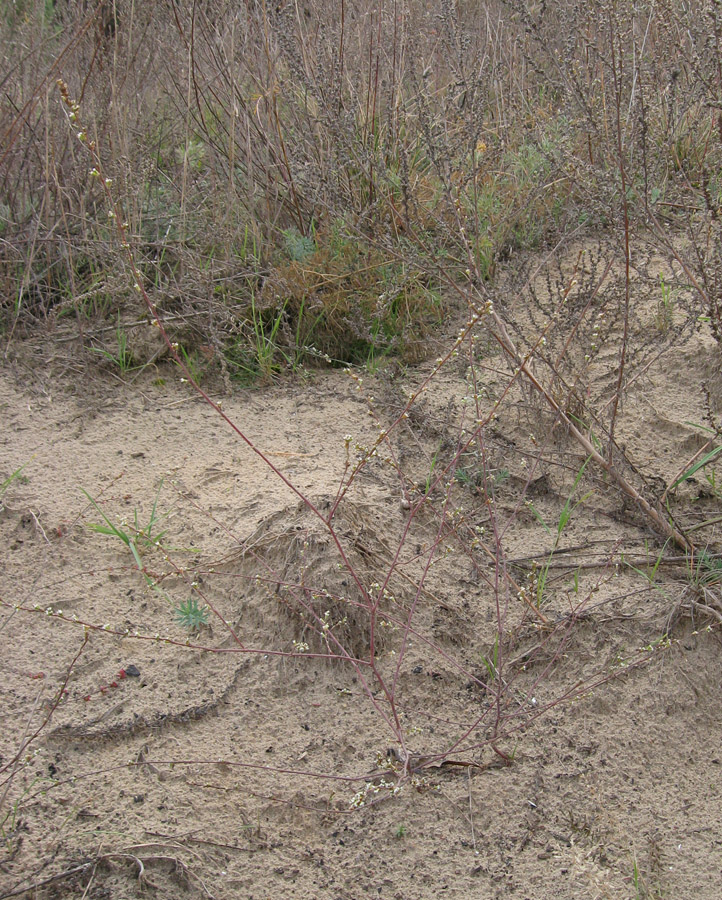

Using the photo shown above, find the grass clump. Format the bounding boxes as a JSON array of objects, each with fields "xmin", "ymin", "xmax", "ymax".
[
  {"xmin": 0, "ymin": 462, "xmax": 31, "ymax": 513},
  {"xmin": 81, "ymin": 482, "xmax": 169, "ymax": 573},
  {"xmin": 223, "ymin": 225, "xmax": 441, "ymax": 381}
]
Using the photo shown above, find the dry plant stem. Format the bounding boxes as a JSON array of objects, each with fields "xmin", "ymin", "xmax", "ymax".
[
  {"xmin": 607, "ymin": 14, "xmax": 632, "ymax": 466},
  {"xmin": 259, "ymin": 3, "xmax": 306, "ymax": 234},
  {"xmin": 466, "ymin": 339, "xmax": 550, "ymax": 625},
  {"xmin": 646, "ymin": 206, "xmax": 715, "ymax": 317},
  {"xmin": 552, "ymin": 254, "xmax": 614, "ymax": 375},
  {"xmin": 662, "ymin": 438, "xmax": 719, "ymax": 505},
  {"xmin": 7, "ymin": 634, "xmax": 659, "ymax": 815},
  {"xmin": 0, "ymin": 690, "xmax": 43, "ymax": 819},
  {"xmin": 3, "ymin": 593, "xmax": 515, "ymax": 772},
  {"xmin": 481, "ymin": 433, "xmax": 514, "ymax": 739},
  {"xmin": 448, "ymin": 634, "xmax": 661, "ymax": 764},
  {"xmin": 480, "ymin": 301, "xmax": 692, "ymax": 552},
  {"xmin": 0, "ymin": 9, "xmax": 99, "ymax": 171},
  {"xmin": 688, "ymin": 598, "xmax": 722, "ymax": 626},
  {"xmin": 0, "ymin": 863, "xmax": 96, "ymax": 900},
  {"xmin": 17, "ymin": 758, "xmax": 378, "ymax": 812},
  {"xmin": 0, "ymin": 632, "xmax": 89, "ymax": 780},
  {"xmin": 1, "ymin": 599, "xmax": 368, "ymax": 666},
  {"xmin": 388, "ymin": 473, "xmax": 459, "ymax": 706}
]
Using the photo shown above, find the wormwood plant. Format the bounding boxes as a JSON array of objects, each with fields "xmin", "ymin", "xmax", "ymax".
[{"xmin": 174, "ymin": 596, "xmax": 210, "ymax": 631}]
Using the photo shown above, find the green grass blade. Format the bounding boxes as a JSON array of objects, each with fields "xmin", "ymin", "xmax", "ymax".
[
  {"xmin": 668, "ymin": 445, "xmax": 722, "ymax": 493},
  {"xmin": 81, "ymin": 489, "xmax": 132, "ymax": 547}
]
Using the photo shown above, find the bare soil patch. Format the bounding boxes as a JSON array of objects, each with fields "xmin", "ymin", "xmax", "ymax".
[{"xmin": 1, "ymin": 265, "xmax": 722, "ymax": 900}]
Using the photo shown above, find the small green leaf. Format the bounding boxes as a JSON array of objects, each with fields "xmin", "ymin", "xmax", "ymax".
[{"xmin": 174, "ymin": 597, "xmax": 210, "ymax": 631}]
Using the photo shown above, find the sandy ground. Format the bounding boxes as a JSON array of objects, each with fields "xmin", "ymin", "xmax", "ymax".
[{"xmin": 1, "ymin": 249, "xmax": 722, "ymax": 899}]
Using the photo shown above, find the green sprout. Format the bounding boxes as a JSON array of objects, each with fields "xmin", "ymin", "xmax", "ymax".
[{"xmin": 174, "ymin": 597, "xmax": 210, "ymax": 631}]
